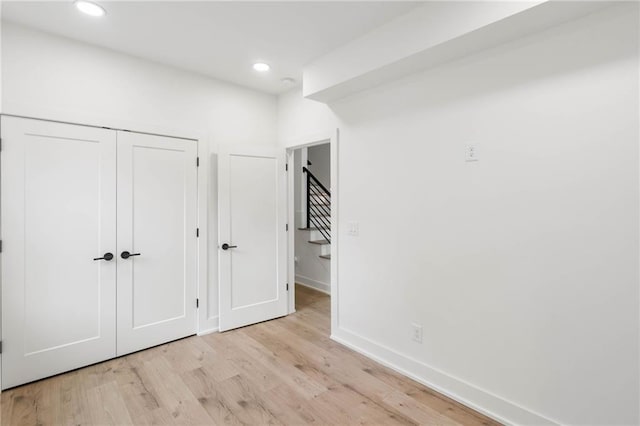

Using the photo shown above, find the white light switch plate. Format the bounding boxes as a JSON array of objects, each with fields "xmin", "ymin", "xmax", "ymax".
[
  {"xmin": 411, "ymin": 323, "xmax": 423, "ymax": 343},
  {"xmin": 465, "ymin": 144, "xmax": 479, "ymax": 162},
  {"xmin": 347, "ymin": 221, "xmax": 359, "ymax": 236}
]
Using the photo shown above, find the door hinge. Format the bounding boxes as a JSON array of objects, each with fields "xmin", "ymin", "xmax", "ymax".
[
  {"xmin": 286, "ymin": 224, "xmax": 289, "ymax": 231},
  {"xmin": 0, "ymin": 341, "xmax": 3, "ymax": 354},
  {"xmin": 0, "ymin": 138, "xmax": 3, "ymax": 151},
  {"xmin": 285, "ymin": 163, "xmax": 288, "ymax": 171},
  {"xmin": 196, "ymin": 298, "xmax": 199, "ymax": 308},
  {"xmin": 196, "ymin": 228, "xmax": 200, "ymax": 238},
  {"xmin": 286, "ymin": 283, "xmax": 289, "ymax": 291},
  {"xmin": 0, "ymin": 240, "xmax": 3, "ymax": 253},
  {"xmin": 196, "ymin": 157, "xmax": 200, "ymax": 167}
]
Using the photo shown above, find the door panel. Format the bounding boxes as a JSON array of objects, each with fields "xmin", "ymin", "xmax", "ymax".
[
  {"xmin": 230, "ymin": 155, "xmax": 278, "ymax": 308},
  {"xmin": 116, "ymin": 131, "xmax": 197, "ymax": 356},
  {"xmin": 1, "ymin": 117, "xmax": 117, "ymax": 389},
  {"xmin": 219, "ymin": 148, "xmax": 287, "ymax": 331}
]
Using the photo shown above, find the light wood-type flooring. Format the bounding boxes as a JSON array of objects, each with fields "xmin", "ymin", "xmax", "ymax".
[{"xmin": 1, "ymin": 285, "xmax": 500, "ymax": 426}]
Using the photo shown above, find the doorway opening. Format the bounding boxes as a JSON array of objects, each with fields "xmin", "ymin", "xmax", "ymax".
[{"xmin": 286, "ymin": 133, "xmax": 337, "ymax": 337}]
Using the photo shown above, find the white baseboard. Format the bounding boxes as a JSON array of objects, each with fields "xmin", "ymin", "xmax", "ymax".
[
  {"xmin": 197, "ymin": 326, "xmax": 219, "ymax": 336},
  {"xmin": 197, "ymin": 316, "xmax": 219, "ymax": 336},
  {"xmin": 331, "ymin": 327, "xmax": 558, "ymax": 426},
  {"xmin": 295, "ymin": 275, "xmax": 331, "ymax": 294}
]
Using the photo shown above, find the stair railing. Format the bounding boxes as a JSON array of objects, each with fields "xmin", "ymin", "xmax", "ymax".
[{"xmin": 302, "ymin": 166, "xmax": 331, "ymax": 243}]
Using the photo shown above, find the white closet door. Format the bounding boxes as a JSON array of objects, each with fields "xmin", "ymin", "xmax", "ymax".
[
  {"xmin": 116, "ymin": 131, "xmax": 198, "ymax": 356},
  {"xmin": 1, "ymin": 117, "xmax": 117, "ymax": 389},
  {"xmin": 218, "ymin": 146, "xmax": 288, "ymax": 331}
]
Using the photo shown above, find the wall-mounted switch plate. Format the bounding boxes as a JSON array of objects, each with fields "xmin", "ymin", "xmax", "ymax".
[
  {"xmin": 347, "ymin": 221, "xmax": 359, "ymax": 236},
  {"xmin": 465, "ymin": 144, "xmax": 479, "ymax": 162},
  {"xmin": 411, "ymin": 323, "xmax": 423, "ymax": 343}
]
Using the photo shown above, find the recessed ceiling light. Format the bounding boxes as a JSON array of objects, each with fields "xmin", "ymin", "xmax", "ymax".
[
  {"xmin": 281, "ymin": 77, "xmax": 296, "ymax": 85},
  {"xmin": 74, "ymin": 0, "xmax": 106, "ymax": 17},
  {"xmin": 253, "ymin": 63, "xmax": 270, "ymax": 72}
]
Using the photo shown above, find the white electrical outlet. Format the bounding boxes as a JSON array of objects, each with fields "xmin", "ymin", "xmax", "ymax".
[
  {"xmin": 465, "ymin": 144, "xmax": 479, "ymax": 162},
  {"xmin": 347, "ymin": 221, "xmax": 359, "ymax": 236},
  {"xmin": 411, "ymin": 323, "xmax": 423, "ymax": 343}
]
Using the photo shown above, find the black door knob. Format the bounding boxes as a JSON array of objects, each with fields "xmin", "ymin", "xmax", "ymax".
[
  {"xmin": 93, "ymin": 252, "xmax": 114, "ymax": 261},
  {"xmin": 121, "ymin": 251, "xmax": 141, "ymax": 259},
  {"xmin": 221, "ymin": 243, "xmax": 237, "ymax": 250}
]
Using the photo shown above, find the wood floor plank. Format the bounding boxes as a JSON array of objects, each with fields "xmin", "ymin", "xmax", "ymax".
[
  {"xmin": 179, "ymin": 367, "xmax": 243, "ymax": 425},
  {"xmin": 1, "ymin": 284, "xmax": 500, "ymax": 426},
  {"xmin": 86, "ymin": 381, "xmax": 135, "ymax": 425},
  {"xmin": 209, "ymin": 374, "xmax": 283, "ymax": 425},
  {"xmin": 136, "ymin": 355, "xmax": 215, "ymax": 425},
  {"xmin": 362, "ymin": 364, "xmax": 498, "ymax": 426},
  {"xmin": 224, "ymin": 330, "xmax": 328, "ymax": 399},
  {"xmin": 247, "ymin": 321, "xmax": 457, "ymax": 426},
  {"xmin": 258, "ymin": 383, "xmax": 340, "ymax": 425},
  {"xmin": 203, "ymin": 332, "xmax": 286, "ymax": 394}
]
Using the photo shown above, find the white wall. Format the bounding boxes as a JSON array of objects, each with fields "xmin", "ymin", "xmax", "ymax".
[
  {"xmin": 0, "ymin": 16, "xmax": 3, "ymax": 113},
  {"xmin": 2, "ymin": 22, "xmax": 279, "ymax": 333},
  {"xmin": 0, "ymin": 11, "xmax": 3, "ymax": 392},
  {"xmin": 278, "ymin": 4, "xmax": 639, "ymax": 425},
  {"xmin": 308, "ymin": 143, "xmax": 331, "ymax": 187},
  {"xmin": 278, "ymin": 86, "xmax": 336, "ymax": 145},
  {"xmin": 1, "ymin": 22, "xmax": 277, "ymax": 146}
]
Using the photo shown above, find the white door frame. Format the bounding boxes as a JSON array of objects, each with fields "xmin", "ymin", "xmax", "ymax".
[{"xmin": 286, "ymin": 129, "xmax": 339, "ymax": 335}]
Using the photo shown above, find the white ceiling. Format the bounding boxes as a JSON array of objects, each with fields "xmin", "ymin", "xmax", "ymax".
[{"xmin": 2, "ymin": 1, "xmax": 420, "ymax": 94}]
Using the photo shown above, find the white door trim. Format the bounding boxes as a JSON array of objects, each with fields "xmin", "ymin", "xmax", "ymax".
[
  {"xmin": 0, "ymin": 113, "xmax": 199, "ymax": 141},
  {"xmin": 285, "ymin": 129, "xmax": 339, "ymax": 334},
  {"xmin": 197, "ymin": 143, "xmax": 219, "ymax": 335}
]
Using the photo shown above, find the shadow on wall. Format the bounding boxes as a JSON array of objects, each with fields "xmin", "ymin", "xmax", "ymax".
[{"xmin": 329, "ymin": 4, "xmax": 638, "ymax": 124}]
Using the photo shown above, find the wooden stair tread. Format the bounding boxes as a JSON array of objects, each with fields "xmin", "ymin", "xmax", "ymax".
[
  {"xmin": 309, "ymin": 239, "xmax": 330, "ymax": 245},
  {"xmin": 298, "ymin": 227, "xmax": 329, "ymax": 231},
  {"xmin": 319, "ymin": 254, "xmax": 331, "ymax": 260}
]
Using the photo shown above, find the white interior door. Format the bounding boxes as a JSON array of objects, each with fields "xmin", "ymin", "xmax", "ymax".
[
  {"xmin": 219, "ymin": 146, "xmax": 288, "ymax": 331},
  {"xmin": 1, "ymin": 117, "xmax": 117, "ymax": 389},
  {"xmin": 116, "ymin": 131, "xmax": 198, "ymax": 356}
]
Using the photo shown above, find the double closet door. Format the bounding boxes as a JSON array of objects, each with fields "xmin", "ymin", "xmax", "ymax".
[{"xmin": 1, "ymin": 117, "xmax": 198, "ymax": 389}]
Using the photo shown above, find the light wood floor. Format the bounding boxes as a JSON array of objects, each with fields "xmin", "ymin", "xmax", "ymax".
[{"xmin": 1, "ymin": 285, "xmax": 499, "ymax": 426}]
